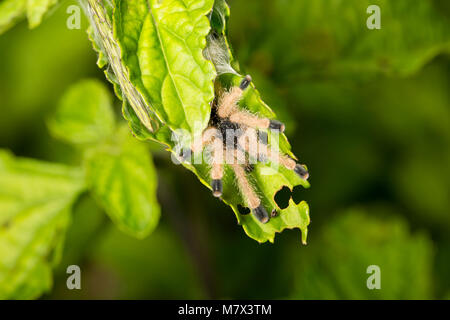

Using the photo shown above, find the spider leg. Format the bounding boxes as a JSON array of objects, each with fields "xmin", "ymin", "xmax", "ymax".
[
  {"xmin": 191, "ymin": 128, "xmax": 225, "ymax": 197},
  {"xmin": 191, "ymin": 127, "xmax": 219, "ymax": 153},
  {"xmin": 217, "ymin": 74, "xmax": 285, "ymax": 132},
  {"xmin": 293, "ymin": 162, "xmax": 309, "ymax": 180},
  {"xmin": 231, "ymin": 162, "xmax": 269, "ymax": 224},
  {"xmin": 180, "ymin": 127, "xmax": 215, "ymax": 162},
  {"xmin": 239, "ymin": 74, "xmax": 252, "ymax": 90},
  {"xmin": 229, "ymin": 110, "xmax": 285, "ymax": 133},
  {"xmin": 214, "ymin": 75, "xmax": 250, "ymax": 115},
  {"xmin": 189, "ymin": 128, "xmax": 226, "ymax": 197},
  {"xmin": 238, "ymin": 128, "xmax": 309, "ymax": 180},
  {"xmin": 216, "ymin": 75, "xmax": 252, "ymax": 118},
  {"xmin": 210, "ymin": 137, "xmax": 224, "ymax": 197}
]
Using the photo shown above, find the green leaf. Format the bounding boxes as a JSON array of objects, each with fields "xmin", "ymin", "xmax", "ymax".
[
  {"xmin": 47, "ymin": 79, "xmax": 116, "ymax": 145},
  {"xmin": 0, "ymin": 150, "xmax": 85, "ymax": 299},
  {"xmin": 84, "ymin": 126, "xmax": 161, "ymax": 239},
  {"xmin": 27, "ymin": 0, "xmax": 59, "ymax": 29},
  {"xmin": 0, "ymin": 0, "xmax": 26, "ymax": 35},
  {"xmin": 291, "ymin": 209, "xmax": 434, "ymax": 299},
  {"xmin": 113, "ymin": 0, "xmax": 216, "ymax": 138},
  {"xmin": 85, "ymin": 0, "xmax": 162, "ymax": 133}
]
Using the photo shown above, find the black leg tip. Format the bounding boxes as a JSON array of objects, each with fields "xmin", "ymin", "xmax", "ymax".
[
  {"xmin": 294, "ymin": 164, "xmax": 309, "ymax": 180},
  {"xmin": 239, "ymin": 75, "xmax": 252, "ymax": 90},
  {"xmin": 212, "ymin": 179, "xmax": 223, "ymax": 197},
  {"xmin": 252, "ymin": 205, "xmax": 270, "ymax": 224},
  {"xmin": 269, "ymin": 120, "xmax": 285, "ymax": 132}
]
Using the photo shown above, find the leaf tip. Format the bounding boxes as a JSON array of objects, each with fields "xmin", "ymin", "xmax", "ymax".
[{"xmin": 301, "ymin": 229, "xmax": 308, "ymax": 245}]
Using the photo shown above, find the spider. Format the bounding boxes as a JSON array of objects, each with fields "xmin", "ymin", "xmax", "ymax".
[{"xmin": 186, "ymin": 75, "xmax": 309, "ymax": 224}]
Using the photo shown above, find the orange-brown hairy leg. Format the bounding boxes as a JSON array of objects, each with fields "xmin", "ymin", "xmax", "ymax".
[
  {"xmin": 217, "ymin": 75, "xmax": 252, "ymax": 118},
  {"xmin": 217, "ymin": 87, "xmax": 241, "ymax": 118},
  {"xmin": 229, "ymin": 111, "xmax": 269, "ymax": 129},
  {"xmin": 236, "ymin": 127, "xmax": 261, "ymax": 161},
  {"xmin": 229, "ymin": 110, "xmax": 285, "ymax": 132},
  {"xmin": 212, "ymin": 143, "xmax": 246, "ymax": 198},
  {"xmin": 268, "ymin": 150, "xmax": 309, "ymax": 180},
  {"xmin": 238, "ymin": 128, "xmax": 309, "ymax": 180},
  {"xmin": 231, "ymin": 163, "xmax": 269, "ymax": 224},
  {"xmin": 261, "ymin": 144, "xmax": 309, "ymax": 180},
  {"xmin": 191, "ymin": 127, "xmax": 219, "ymax": 153},
  {"xmin": 211, "ymin": 137, "xmax": 224, "ymax": 197}
]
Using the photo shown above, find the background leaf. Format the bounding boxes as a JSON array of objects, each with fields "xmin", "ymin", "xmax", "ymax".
[
  {"xmin": 0, "ymin": 150, "xmax": 85, "ymax": 299},
  {"xmin": 47, "ymin": 79, "xmax": 116, "ymax": 146},
  {"xmin": 290, "ymin": 209, "xmax": 434, "ymax": 299},
  {"xmin": 0, "ymin": 0, "xmax": 60, "ymax": 34},
  {"xmin": 48, "ymin": 78, "xmax": 162, "ymax": 239},
  {"xmin": 230, "ymin": 0, "xmax": 450, "ymax": 80},
  {"xmin": 27, "ymin": 0, "xmax": 59, "ymax": 29},
  {"xmin": 84, "ymin": 126, "xmax": 161, "ymax": 239},
  {"xmin": 0, "ymin": 0, "xmax": 27, "ymax": 35}
]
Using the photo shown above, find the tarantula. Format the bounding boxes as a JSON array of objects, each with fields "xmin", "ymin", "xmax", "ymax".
[{"xmin": 186, "ymin": 75, "xmax": 309, "ymax": 224}]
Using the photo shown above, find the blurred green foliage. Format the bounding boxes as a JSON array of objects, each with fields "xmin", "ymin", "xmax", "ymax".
[
  {"xmin": 291, "ymin": 209, "xmax": 434, "ymax": 299},
  {"xmin": 47, "ymin": 79, "xmax": 116, "ymax": 145},
  {"xmin": 0, "ymin": 0, "xmax": 449, "ymax": 299},
  {"xmin": 0, "ymin": 149, "xmax": 84, "ymax": 299}
]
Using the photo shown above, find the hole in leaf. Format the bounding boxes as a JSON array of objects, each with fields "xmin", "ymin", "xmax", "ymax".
[
  {"xmin": 237, "ymin": 205, "xmax": 250, "ymax": 215},
  {"xmin": 274, "ymin": 186, "xmax": 291, "ymax": 209},
  {"xmin": 292, "ymin": 185, "xmax": 304, "ymax": 204}
]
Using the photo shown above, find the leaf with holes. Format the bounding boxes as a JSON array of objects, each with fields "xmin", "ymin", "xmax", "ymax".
[
  {"xmin": 0, "ymin": 150, "xmax": 85, "ymax": 299},
  {"xmin": 125, "ymin": 0, "xmax": 310, "ymax": 243},
  {"xmin": 85, "ymin": 0, "xmax": 310, "ymax": 243}
]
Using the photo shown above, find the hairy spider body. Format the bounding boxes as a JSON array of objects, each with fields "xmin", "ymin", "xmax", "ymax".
[{"xmin": 190, "ymin": 75, "xmax": 309, "ymax": 224}]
